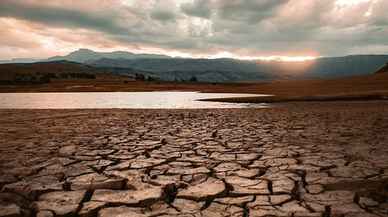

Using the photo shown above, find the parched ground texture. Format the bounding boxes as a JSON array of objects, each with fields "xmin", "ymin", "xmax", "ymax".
[{"xmin": 1, "ymin": 102, "xmax": 388, "ymax": 217}]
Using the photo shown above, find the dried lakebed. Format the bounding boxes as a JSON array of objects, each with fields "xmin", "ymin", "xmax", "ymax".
[{"xmin": 1, "ymin": 102, "xmax": 388, "ymax": 217}]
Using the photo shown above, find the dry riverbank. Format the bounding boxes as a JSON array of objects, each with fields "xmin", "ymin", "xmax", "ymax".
[
  {"xmin": 1, "ymin": 102, "xmax": 388, "ymax": 216},
  {"xmin": 1, "ymin": 72, "xmax": 388, "ymax": 104}
]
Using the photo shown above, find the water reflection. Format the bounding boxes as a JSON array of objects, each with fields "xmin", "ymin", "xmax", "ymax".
[{"xmin": 0, "ymin": 92, "xmax": 269, "ymax": 109}]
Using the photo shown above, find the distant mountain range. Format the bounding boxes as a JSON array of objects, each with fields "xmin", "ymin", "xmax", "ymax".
[
  {"xmin": 0, "ymin": 58, "xmax": 40, "ymax": 64},
  {"xmin": 47, "ymin": 48, "xmax": 171, "ymax": 63},
  {"xmin": 1, "ymin": 49, "xmax": 388, "ymax": 82},
  {"xmin": 87, "ymin": 55, "xmax": 388, "ymax": 81},
  {"xmin": 89, "ymin": 57, "xmax": 272, "ymax": 82}
]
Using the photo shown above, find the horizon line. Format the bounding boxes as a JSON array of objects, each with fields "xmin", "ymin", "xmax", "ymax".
[{"xmin": 2, "ymin": 48, "xmax": 388, "ymax": 63}]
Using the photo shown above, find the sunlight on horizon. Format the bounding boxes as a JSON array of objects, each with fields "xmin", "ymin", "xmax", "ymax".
[
  {"xmin": 335, "ymin": 0, "xmax": 372, "ymax": 6},
  {"xmin": 208, "ymin": 51, "xmax": 317, "ymax": 62}
]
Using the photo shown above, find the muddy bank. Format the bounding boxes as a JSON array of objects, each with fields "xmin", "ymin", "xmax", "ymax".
[
  {"xmin": 200, "ymin": 92, "xmax": 388, "ymax": 103},
  {"xmin": 2, "ymin": 72, "xmax": 388, "ymax": 104}
]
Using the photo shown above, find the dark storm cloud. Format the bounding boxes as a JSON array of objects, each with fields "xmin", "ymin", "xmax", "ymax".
[
  {"xmin": 215, "ymin": 0, "xmax": 289, "ymax": 24},
  {"xmin": 150, "ymin": 9, "xmax": 177, "ymax": 22},
  {"xmin": 181, "ymin": 0, "xmax": 212, "ymax": 19},
  {"xmin": 0, "ymin": 0, "xmax": 387, "ymax": 59},
  {"xmin": 0, "ymin": 0, "xmax": 128, "ymax": 34}
]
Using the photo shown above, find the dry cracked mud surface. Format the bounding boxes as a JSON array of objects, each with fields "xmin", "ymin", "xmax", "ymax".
[{"xmin": 1, "ymin": 101, "xmax": 388, "ymax": 217}]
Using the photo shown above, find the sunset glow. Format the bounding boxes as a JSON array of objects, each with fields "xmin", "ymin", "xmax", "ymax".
[
  {"xmin": 0, "ymin": 0, "xmax": 387, "ymax": 60},
  {"xmin": 1, "ymin": 2, "xmax": 388, "ymax": 214},
  {"xmin": 246, "ymin": 56, "xmax": 317, "ymax": 62},
  {"xmin": 208, "ymin": 51, "xmax": 317, "ymax": 62},
  {"xmin": 335, "ymin": 0, "xmax": 372, "ymax": 6}
]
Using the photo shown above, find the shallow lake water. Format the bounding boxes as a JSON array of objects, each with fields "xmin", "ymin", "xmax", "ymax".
[{"xmin": 0, "ymin": 91, "xmax": 269, "ymax": 109}]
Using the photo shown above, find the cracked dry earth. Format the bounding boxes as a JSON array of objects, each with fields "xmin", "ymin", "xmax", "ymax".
[{"xmin": 1, "ymin": 102, "xmax": 388, "ymax": 217}]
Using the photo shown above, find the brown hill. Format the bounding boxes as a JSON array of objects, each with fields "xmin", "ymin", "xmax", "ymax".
[
  {"xmin": 375, "ymin": 63, "xmax": 388, "ymax": 74},
  {"xmin": 0, "ymin": 61, "xmax": 123, "ymax": 84},
  {"xmin": 1, "ymin": 60, "xmax": 388, "ymax": 101}
]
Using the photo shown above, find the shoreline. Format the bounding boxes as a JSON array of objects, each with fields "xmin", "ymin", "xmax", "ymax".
[
  {"xmin": 1, "ymin": 72, "xmax": 388, "ymax": 103},
  {"xmin": 200, "ymin": 92, "xmax": 388, "ymax": 103}
]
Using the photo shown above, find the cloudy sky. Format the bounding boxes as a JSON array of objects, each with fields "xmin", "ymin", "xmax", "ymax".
[{"xmin": 0, "ymin": 0, "xmax": 387, "ymax": 60}]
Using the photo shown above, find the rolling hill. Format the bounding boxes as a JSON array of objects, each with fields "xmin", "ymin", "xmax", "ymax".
[
  {"xmin": 0, "ymin": 58, "xmax": 40, "ymax": 64},
  {"xmin": 89, "ymin": 58, "xmax": 272, "ymax": 82},
  {"xmin": 2, "ymin": 49, "xmax": 388, "ymax": 82},
  {"xmin": 0, "ymin": 61, "xmax": 127, "ymax": 84},
  {"xmin": 86, "ymin": 55, "xmax": 388, "ymax": 82},
  {"xmin": 47, "ymin": 48, "xmax": 170, "ymax": 63}
]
